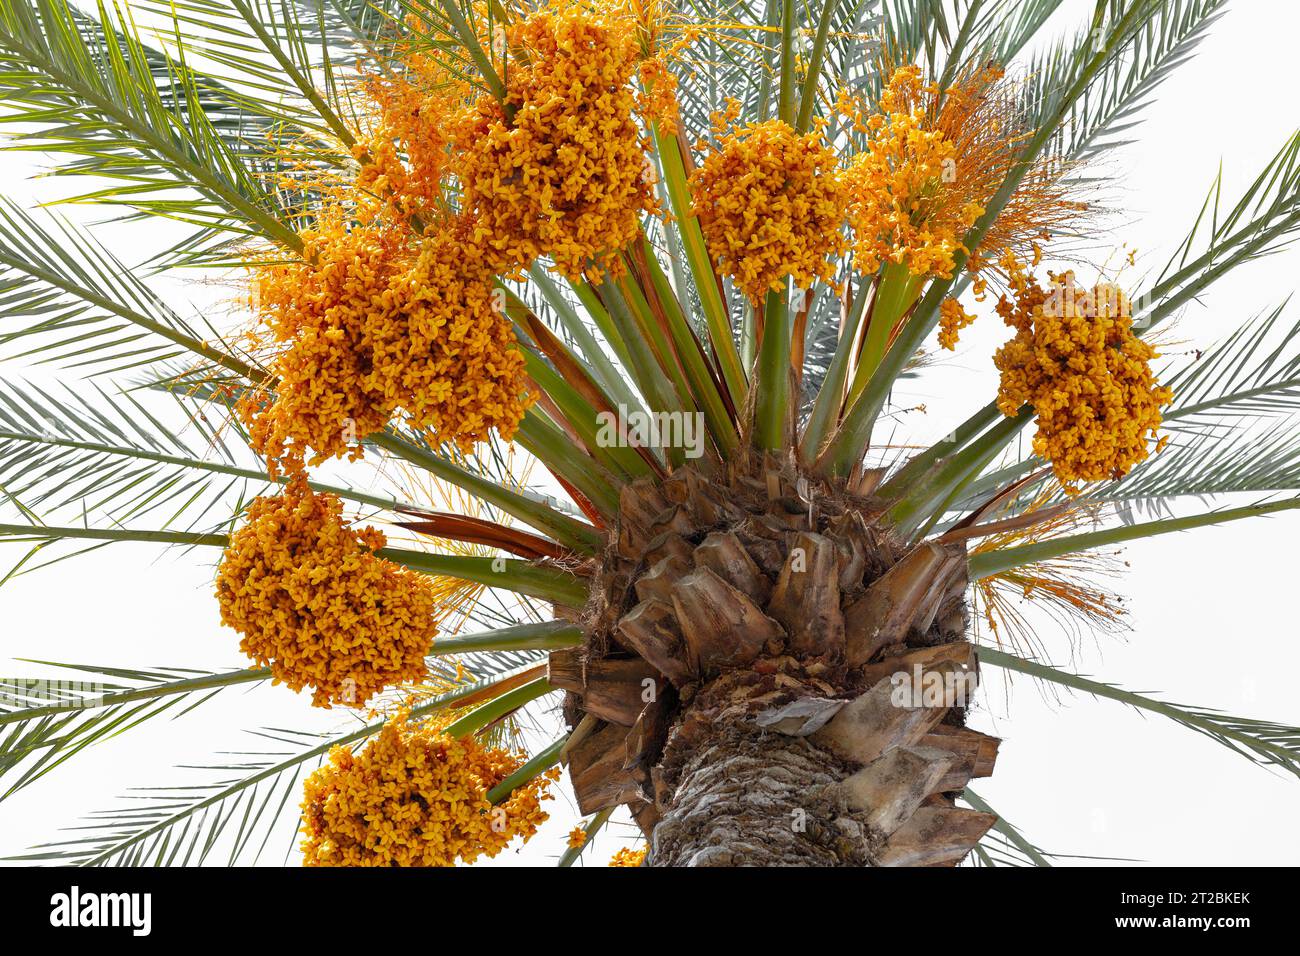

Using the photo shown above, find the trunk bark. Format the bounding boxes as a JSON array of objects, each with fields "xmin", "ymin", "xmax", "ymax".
[
  {"xmin": 649, "ymin": 715, "xmax": 875, "ymax": 866},
  {"xmin": 644, "ymin": 656, "xmax": 999, "ymax": 867}
]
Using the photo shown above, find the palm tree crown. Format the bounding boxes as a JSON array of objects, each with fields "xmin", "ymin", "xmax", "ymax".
[{"xmin": 0, "ymin": 0, "xmax": 1297, "ymax": 866}]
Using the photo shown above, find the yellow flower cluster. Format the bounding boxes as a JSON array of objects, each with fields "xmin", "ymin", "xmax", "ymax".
[
  {"xmin": 454, "ymin": 7, "xmax": 657, "ymax": 282},
  {"xmin": 350, "ymin": 51, "xmax": 465, "ymax": 222},
  {"xmin": 994, "ymin": 263, "xmax": 1172, "ymax": 492},
  {"xmin": 240, "ymin": 219, "xmax": 531, "ymax": 475},
  {"xmin": 300, "ymin": 712, "xmax": 560, "ymax": 867},
  {"xmin": 938, "ymin": 296, "xmax": 977, "ymax": 350},
  {"xmin": 639, "ymin": 55, "xmax": 681, "ymax": 136},
  {"xmin": 567, "ymin": 826, "xmax": 587, "ymax": 849},
  {"xmin": 842, "ymin": 66, "xmax": 984, "ymax": 279},
  {"xmin": 215, "ymin": 479, "xmax": 435, "ymax": 707},
  {"xmin": 691, "ymin": 119, "xmax": 850, "ymax": 303},
  {"xmin": 608, "ymin": 846, "xmax": 647, "ymax": 866}
]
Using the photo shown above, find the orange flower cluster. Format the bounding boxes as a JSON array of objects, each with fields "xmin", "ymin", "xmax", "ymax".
[
  {"xmin": 215, "ymin": 479, "xmax": 434, "ymax": 707},
  {"xmin": 938, "ymin": 296, "xmax": 978, "ymax": 350},
  {"xmin": 454, "ymin": 7, "xmax": 657, "ymax": 281},
  {"xmin": 690, "ymin": 119, "xmax": 850, "ymax": 303},
  {"xmin": 240, "ymin": 219, "xmax": 531, "ymax": 475},
  {"xmin": 300, "ymin": 712, "xmax": 560, "ymax": 866},
  {"xmin": 347, "ymin": 42, "xmax": 468, "ymax": 222},
  {"xmin": 567, "ymin": 826, "xmax": 588, "ymax": 849},
  {"xmin": 994, "ymin": 262, "xmax": 1172, "ymax": 492},
  {"xmin": 842, "ymin": 66, "xmax": 985, "ymax": 279},
  {"xmin": 639, "ymin": 56, "xmax": 681, "ymax": 136},
  {"xmin": 608, "ymin": 846, "xmax": 647, "ymax": 866}
]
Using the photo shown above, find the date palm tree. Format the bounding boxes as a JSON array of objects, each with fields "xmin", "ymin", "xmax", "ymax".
[{"xmin": 1, "ymin": 0, "xmax": 1297, "ymax": 867}]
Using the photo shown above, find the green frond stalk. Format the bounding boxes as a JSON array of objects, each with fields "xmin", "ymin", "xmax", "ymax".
[
  {"xmin": 0, "ymin": 665, "xmax": 268, "ymax": 728},
  {"xmin": 777, "ymin": 0, "xmax": 796, "ymax": 124},
  {"xmin": 441, "ymin": 676, "xmax": 554, "ymax": 740},
  {"xmin": 981, "ymin": 648, "xmax": 1300, "ymax": 778},
  {"xmin": 1, "ymin": 662, "xmax": 269, "ymax": 797},
  {"xmin": 0, "ymin": 523, "xmax": 588, "ymax": 606},
  {"xmin": 515, "ymin": 409, "xmax": 622, "ymax": 517},
  {"xmin": 0, "ymin": 523, "xmax": 228, "ymax": 548},
  {"xmin": 794, "ymin": 0, "xmax": 841, "ymax": 134},
  {"xmin": 432, "ymin": 0, "xmax": 506, "ymax": 100},
  {"xmin": 557, "ymin": 806, "xmax": 614, "ymax": 866},
  {"xmin": 369, "ymin": 432, "xmax": 604, "ymax": 554},
  {"xmin": 968, "ymin": 497, "xmax": 1300, "ymax": 579},
  {"xmin": 650, "ymin": 121, "xmax": 748, "ymax": 404},
  {"xmin": 961, "ymin": 787, "xmax": 1052, "ymax": 868},
  {"xmin": 486, "ymin": 735, "xmax": 565, "ymax": 803},
  {"xmin": 755, "ymin": 286, "xmax": 792, "ymax": 450},
  {"xmin": 517, "ymin": 346, "xmax": 651, "ymax": 480},
  {"xmin": 429, "ymin": 620, "xmax": 583, "ymax": 657},
  {"xmin": 378, "ymin": 549, "xmax": 590, "ymax": 608}
]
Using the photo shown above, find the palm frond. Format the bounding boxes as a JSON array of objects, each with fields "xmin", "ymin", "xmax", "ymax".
[
  {"xmin": 981, "ymin": 647, "xmax": 1300, "ymax": 779},
  {"xmin": 133, "ymin": 0, "xmax": 364, "ymax": 148},
  {"xmin": 1136, "ymin": 130, "xmax": 1300, "ymax": 332},
  {"xmin": 0, "ymin": 199, "xmax": 258, "ymax": 377},
  {"xmin": 0, "ymin": 0, "xmax": 300, "ymax": 246},
  {"xmin": 980, "ymin": 0, "xmax": 1064, "ymax": 64},
  {"xmin": 1100, "ymin": 418, "xmax": 1300, "ymax": 509},
  {"xmin": 0, "ymin": 378, "xmax": 424, "ymax": 542},
  {"xmin": 969, "ymin": 496, "xmax": 1300, "ymax": 578},
  {"xmin": 9, "ymin": 663, "xmax": 545, "ymax": 866},
  {"xmin": 961, "ymin": 787, "xmax": 1054, "ymax": 866},
  {"xmin": 0, "ymin": 661, "xmax": 267, "ymax": 799},
  {"xmin": 1162, "ymin": 300, "xmax": 1300, "ymax": 422},
  {"xmin": 1032, "ymin": 0, "xmax": 1228, "ymax": 163}
]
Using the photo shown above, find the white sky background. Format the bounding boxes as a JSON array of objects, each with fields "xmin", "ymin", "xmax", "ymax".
[{"xmin": 1, "ymin": 0, "xmax": 1299, "ymax": 867}]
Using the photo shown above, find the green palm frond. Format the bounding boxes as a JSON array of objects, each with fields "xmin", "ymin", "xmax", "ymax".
[
  {"xmin": 8, "ymin": 664, "xmax": 546, "ymax": 866},
  {"xmin": 970, "ymin": 496, "xmax": 1300, "ymax": 578},
  {"xmin": 0, "ymin": 661, "xmax": 268, "ymax": 799},
  {"xmin": 1162, "ymin": 300, "xmax": 1300, "ymax": 423},
  {"xmin": 1030, "ymin": 0, "xmax": 1228, "ymax": 164},
  {"xmin": 1136, "ymin": 130, "xmax": 1300, "ymax": 332},
  {"xmin": 981, "ymin": 647, "xmax": 1300, "ymax": 779},
  {"xmin": 883, "ymin": 0, "xmax": 1024, "ymax": 75},
  {"xmin": 1102, "ymin": 419, "xmax": 1300, "ymax": 511},
  {"xmin": 0, "ymin": 378, "xmax": 424, "ymax": 544},
  {"xmin": 980, "ymin": 0, "xmax": 1063, "ymax": 63},
  {"xmin": 0, "ymin": 0, "xmax": 300, "ymax": 246},
  {"xmin": 300, "ymin": 0, "xmax": 406, "ymax": 50},
  {"xmin": 961, "ymin": 787, "xmax": 1053, "ymax": 867},
  {"xmin": 133, "ymin": 0, "xmax": 365, "ymax": 149},
  {"xmin": 371, "ymin": 428, "xmax": 604, "ymax": 554},
  {"xmin": 0, "ymin": 199, "xmax": 256, "ymax": 377}
]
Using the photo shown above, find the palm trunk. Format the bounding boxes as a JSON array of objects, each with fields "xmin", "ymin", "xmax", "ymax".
[
  {"xmin": 643, "ymin": 647, "xmax": 1000, "ymax": 866},
  {"xmin": 650, "ymin": 714, "xmax": 872, "ymax": 866},
  {"xmin": 554, "ymin": 462, "xmax": 1002, "ymax": 867}
]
